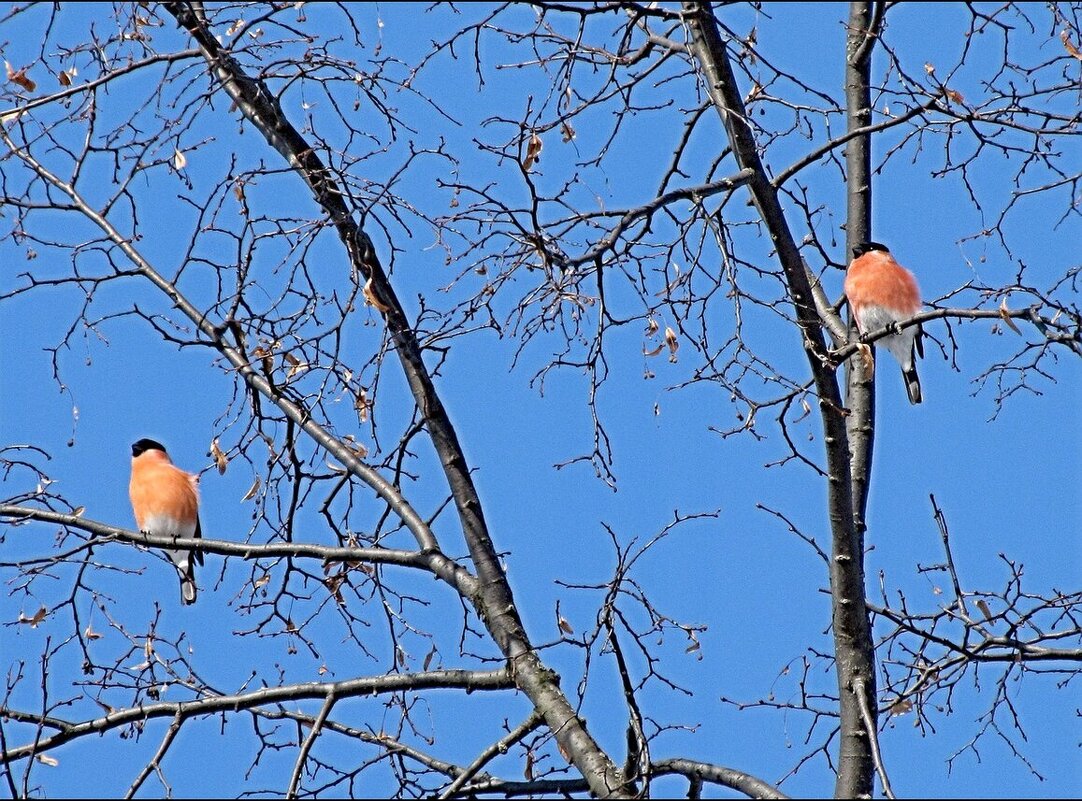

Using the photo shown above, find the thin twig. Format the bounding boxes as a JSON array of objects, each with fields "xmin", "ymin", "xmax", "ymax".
[
  {"xmin": 125, "ymin": 714, "xmax": 183, "ymax": 799},
  {"xmin": 438, "ymin": 712, "xmax": 543, "ymax": 798},
  {"xmin": 286, "ymin": 691, "xmax": 336, "ymax": 799},
  {"xmin": 852, "ymin": 678, "xmax": 895, "ymax": 799},
  {"xmin": 930, "ymin": 494, "xmax": 967, "ymax": 616}
]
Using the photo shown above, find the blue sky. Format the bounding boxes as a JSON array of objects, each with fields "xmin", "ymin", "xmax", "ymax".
[{"xmin": 1, "ymin": 3, "xmax": 1079, "ymax": 798}]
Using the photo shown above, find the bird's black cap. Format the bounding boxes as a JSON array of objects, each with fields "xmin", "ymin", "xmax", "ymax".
[
  {"xmin": 852, "ymin": 241, "xmax": 890, "ymax": 258},
  {"xmin": 132, "ymin": 438, "xmax": 167, "ymax": 457}
]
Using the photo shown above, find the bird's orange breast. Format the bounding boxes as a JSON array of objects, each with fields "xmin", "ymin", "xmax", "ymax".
[
  {"xmin": 845, "ymin": 251, "xmax": 921, "ymax": 315},
  {"xmin": 129, "ymin": 458, "xmax": 199, "ymax": 529}
]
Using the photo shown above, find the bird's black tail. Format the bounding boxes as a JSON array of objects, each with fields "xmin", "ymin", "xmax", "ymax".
[
  {"xmin": 903, "ymin": 365, "xmax": 922, "ymax": 405},
  {"xmin": 179, "ymin": 561, "xmax": 197, "ymax": 605}
]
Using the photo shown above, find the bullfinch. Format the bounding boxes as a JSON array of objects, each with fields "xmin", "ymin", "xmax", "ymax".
[
  {"xmin": 845, "ymin": 242, "xmax": 924, "ymax": 404},
  {"xmin": 129, "ymin": 438, "xmax": 204, "ymax": 604}
]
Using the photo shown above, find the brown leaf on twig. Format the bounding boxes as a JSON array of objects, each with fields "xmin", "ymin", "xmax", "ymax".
[
  {"xmin": 1062, "ymin": 29, "xmax": 1082, "ymax": 60},
  {"xmin": 664, "ymin": 326, "xmax": 680, "ymax": 363},
  {"xmin": 890, "ymin": 698, "xmax": 913, "ymax": 716},
  {"xmin": 19, "ymin": 606, "xmax": 47, "ymax": 627},
  {"xmin": 354, "ymin": 387, "xmax": 370, "ymax": 423},
  {"xmin": 999, "ymin": 297, "xmax": 1022, "ymax": 335},
  {"xmin": 6, "ymin": 61, "xmax": 36, "ymax": 92},
  {"xmin": 857, "ymin": 342, "xmax": 874, "ymax": 372},
  {"xmin": 523, "ymin": 132, "xmax": 543, "ymax": 171},
  {"xmin": 210, "ymin": 438, "xmax": 228, "ymax": 474},
  {"xmin": 363, "ymin": 278, "xmax": 390, "ymax": 313},
  {"xmin": 241, "ymin": 475, "xmax": 261, "ymax": 502},
  {"xmin": 283, "ymin": 351, "xmax": 306, "ymax": 379}
]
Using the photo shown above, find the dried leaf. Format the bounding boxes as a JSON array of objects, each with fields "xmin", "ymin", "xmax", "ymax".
[
  {"xmin": 283, "ymin": 351, "xmax": 306, "ymax": 379},
  {"xmin": 285, "ymin": 618, "xmax": 298, "ymax": 633},
  {"xmin": 19, "ymin": 606, "xmax": 47, "ymax": 627},
  {"xmin": 857, "ymin": 342, "xmax": 874, "ymax": 372},
  {"xmin": 423, "ymin": 645, "xmax": 436, "ymax": 671},
  {"xmin": 233, "ymin": 180, "xmax": 246, "ymax": 202},
  {"xmin": 253, "ymin": 574, "xmax": 271, "ymax": 589},
  {"xmin": 923, "ymin": 62, "xmax": 935, "ymax": 75},
  {"xmin": 664, "ymin": 326, "xmax": 679, "ymax": 363},
  {"xmin": 354, "ymin": 387, "xmax": 370, "ymax": 423},
  {"xmin": 643, "ymin": 343, "xmax": 665, "ymax": 358},
  {"xmin": 318, "ymin": 664, "xmax": 328, "ymax": 676},
  {"xmin": 58, "ymin": 70, "xmax": 71, "ymax": 87},
  {"xmin": 890, "ymin": 698, "xmax": 913, "ymax": 716},
  {"xmin": 644, "ymin": 318, "xmax": 659, "ymax": 336},
  {"xmin": 558, "ymin": 615, "xmax": 574, "ymax": 635},
  {"xmin": 523, "ymin": 132, "xmax": 543, "ymax": 171},
  {"xmin": 241, "ymin": 475, "xmax": 261, "ymax": 502},
  {"xmin": 72, "ymin": 506, "xmax": 86, "ymax": 517},
  {"xmin": 560, "ymin": 121, "xmax": 575, "ymax": 143},
  {"xmin": 84, "ymin": 625, "xmax": 103, "ymax": 641},
  {"xmin": 342, "ymin": 434, "xmax": 369, "ymax": 459},
  {"xmin": 210, "ymin": 438, "xmax": 228, "ymax": 475},
  {"xmin": 976, "ymin": 599, "xmax": 993, "ymax": 621},
  {"xmin": 944, "ymin": 88, "xmax": 965, "ymax": 104},
  {"xmin": 253, "ymin": 345, "xmax": 274, "ymax": 376},
  {"xmin": 1062, "ymin": 29, "xmax": 1082, "ymax": 60},
  {"xmin": 323, "ymin": 572, "xmax": 345, "ymax": 604},
  {"xmin": 998, "ymin": 297, "xmax": 1022, "ymax": 335},
  {"xmin": 363, "ymin": 278, "xmax": 390, "ymax": 313},
  {"xmin": 173, "ymin": 148, "xmax": 187, "ymax": 170},
  {"xmin": 524, "ymin": 750, "xmax": 534, "ymax": 781},
  {"xmin": 5, "ymin": 61, "xmax": 36, "ymax": 92},
  {"xmin": 35, "ymin": 754, "xmax": 58, "ymax": 767}
]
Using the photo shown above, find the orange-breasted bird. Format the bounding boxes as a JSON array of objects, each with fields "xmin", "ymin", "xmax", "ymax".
[
  {"xmin": 129, "ymin": 438, "xmax": 204, "ymax": 604},
  {"xmin": 845, "ymin": 242, "xmax": 924, "ymax": 404}
]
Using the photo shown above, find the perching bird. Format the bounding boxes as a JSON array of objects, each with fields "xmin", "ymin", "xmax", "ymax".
[
  {"xmin": 129, "ymin": 438, "xmax": 204, "ymax": 604},
  {"xmin": 845, "ymin": 242, "xmax": 924, "ymax": 404}
]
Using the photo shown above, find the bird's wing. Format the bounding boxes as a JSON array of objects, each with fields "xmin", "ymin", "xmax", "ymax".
[{"xmin": 193, "ymin": 515, "xmax": 205, "ymax": 565}]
